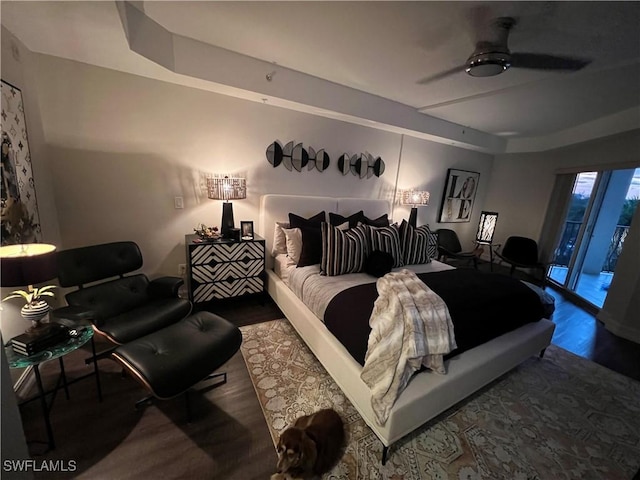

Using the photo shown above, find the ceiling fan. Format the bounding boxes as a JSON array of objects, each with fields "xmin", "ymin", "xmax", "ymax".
[{"xmin": 418, "ymin": 16, "xmax": 591, "ymax": 84}]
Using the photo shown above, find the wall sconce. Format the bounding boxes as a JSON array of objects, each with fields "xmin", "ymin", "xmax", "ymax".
[
  {"xmin": 400, "ymin": 190, "xmax": 430, "ymax": 227},
  {"xmin": 206, "ymin": 175, "xmax": 247, "ymax": 238}
]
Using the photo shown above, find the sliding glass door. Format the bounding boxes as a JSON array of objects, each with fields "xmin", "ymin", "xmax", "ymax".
[{"xmin": 548, "ymin": 168, "xmax": 639, "ymax": 309}]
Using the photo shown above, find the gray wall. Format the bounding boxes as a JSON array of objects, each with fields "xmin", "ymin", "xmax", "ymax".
[{"xmin": 2, "ymin": 25, "xmax": 639, "ymax": 343}]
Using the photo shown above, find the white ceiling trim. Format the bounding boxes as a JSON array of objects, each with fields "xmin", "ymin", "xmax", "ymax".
[
  {"xmin": 117, "ymin": 1, "xmax": 505, "ymax": 154},
  {"xmin": 506, "ymin": 107, "xmax": 640, "ymax": 153}
]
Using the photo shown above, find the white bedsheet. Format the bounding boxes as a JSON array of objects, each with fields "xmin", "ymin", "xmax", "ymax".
[{"xmin": 285, "ymin": 260, "xmax": 454, "ymax": 321}]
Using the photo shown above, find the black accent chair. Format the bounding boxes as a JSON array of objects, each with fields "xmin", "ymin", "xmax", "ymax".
[
  {"xmin": 494, "ymin": 236, "xmax": 547, "ymax": 286},
  {"xmin": 52, "ymin": 241, "xmax": 192, "ymax": 353},
  {"xmin": 436, "ymin": 229, "xmax": 479, "ymax": 269}
]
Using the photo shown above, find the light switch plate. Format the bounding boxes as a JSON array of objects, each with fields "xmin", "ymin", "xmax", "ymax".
[{"xmin": 174, "ymin": 196, "xmax": 184, "ymax": 209}]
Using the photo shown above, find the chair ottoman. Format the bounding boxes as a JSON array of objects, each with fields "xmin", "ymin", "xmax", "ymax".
[{"xmin": 112, "ymin": 311, "xmax": 242, "ymax": 416}]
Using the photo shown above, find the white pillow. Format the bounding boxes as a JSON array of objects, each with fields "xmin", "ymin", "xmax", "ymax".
[
  {"xmin": 282, "ymin": 227, "xmax": 303, "ymax": 265},
  {"xmin": 272, "ymin": 221, "xmax": 290, "ymax": 256}
]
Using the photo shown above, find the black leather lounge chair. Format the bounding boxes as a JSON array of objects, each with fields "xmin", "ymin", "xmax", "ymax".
[
  {"xmin": 52, "ymin": 241, "xmax": 242, "ymax": 417},
  {"xmin": 52, "ymin": 241, "xmax": 192, "ymax": 346}
]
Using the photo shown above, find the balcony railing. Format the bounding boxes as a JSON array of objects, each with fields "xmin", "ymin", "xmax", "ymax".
[
  {"xmin": 552, "ymin": 221, "xmax": 629, "ymax": 273},
  {"xmin": 603, "ymin": 225, "xmax": 629, "ymax": 272}
]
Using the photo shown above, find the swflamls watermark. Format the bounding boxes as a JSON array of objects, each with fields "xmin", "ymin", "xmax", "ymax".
[{"xmin": 3, "ymin": 459, "xmax": 77, "ymax": 473}]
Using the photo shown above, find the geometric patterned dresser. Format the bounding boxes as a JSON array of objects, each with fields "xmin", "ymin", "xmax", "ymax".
[{"xmin": 185, "ymin": 234, "xmax": 265, "ymax": 304}]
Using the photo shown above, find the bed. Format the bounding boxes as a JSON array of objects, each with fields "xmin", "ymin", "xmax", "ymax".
[{"xmin": 259, "ymin": 194, "xmax": 556, "ymax": 462}]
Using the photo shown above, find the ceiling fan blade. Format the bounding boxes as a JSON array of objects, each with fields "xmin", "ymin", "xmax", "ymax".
[
  {"xmin": 511, "ymin": 52, "xmax": 591, "ymax": 71},
  {"xmin": 417, "ymin": 65, "xmax": 466, "ymax": 85}
]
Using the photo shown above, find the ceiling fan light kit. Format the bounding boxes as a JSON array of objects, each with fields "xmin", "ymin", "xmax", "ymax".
[{"xmin": 465, "ymin": 52, "xmax": 511, "ymax": 77}]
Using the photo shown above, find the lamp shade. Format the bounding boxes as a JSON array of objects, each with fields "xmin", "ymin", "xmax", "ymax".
[
  {"xmin": 206, "ymin": 175, "xmax": 246, "ymax": 238},
  {"xmin": 476, "ymin": 211, "xmax": 499, "ymax": 244},
  {"xmin": 0, "ymin": 243, "xmax": 57, "ymax": 287},
  {"xmin": 400, "ymin": 190, "xmax": 430, "ymax": 206},
  {"xmin": 400, "ymin": 190, "xmax": 430, "ymax": 227},
  {"xmin": 206, "ymin": 176, "xmax": 246, "ymax": 201}
]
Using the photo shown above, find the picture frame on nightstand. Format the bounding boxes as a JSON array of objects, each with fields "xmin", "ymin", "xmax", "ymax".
[{"xmin": 240, "ymin": 221, "xmax": 254, "ymax": 240}]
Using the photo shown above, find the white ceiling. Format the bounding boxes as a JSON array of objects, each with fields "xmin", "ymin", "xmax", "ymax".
[{"xmin": 2, "ymin": 1, "xmax": 640, "ymax": 153}]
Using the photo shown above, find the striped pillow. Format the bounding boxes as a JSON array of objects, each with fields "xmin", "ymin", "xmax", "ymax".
[
  {"xmin": 400, "ymin": 220, "xmax": 438, "ymax": 265},
  {"xmin": 321, "ymin": 223, "xmax": 370, "ymax": 276},
  {"xmin": 367, "ymin": 224, "xmax": 404, "ymax": 268}
]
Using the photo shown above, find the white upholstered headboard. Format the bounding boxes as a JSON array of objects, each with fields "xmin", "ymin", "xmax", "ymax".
[{"xmin": 259, "ymin": 194, "xmax": 391, "ymax": 264}]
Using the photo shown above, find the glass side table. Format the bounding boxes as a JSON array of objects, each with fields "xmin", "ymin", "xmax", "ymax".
[{"xmin": 5, "ymin": 326, "xmax": 101, "ymax": 452}]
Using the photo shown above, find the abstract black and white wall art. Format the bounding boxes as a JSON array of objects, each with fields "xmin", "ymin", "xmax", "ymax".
[
  {"xmin": 266, "ymin": 140, "xmax": 384, "ymax": 179},
  {"xmin": 1, "ymin": 80, "xmax": 42, "ymax": 245},
  {"xmin": 266, "ymin": 140, "xmax": 330, "ymax": 172},
  {"xmin": 337, "ymin": 153, "xmax": 385, "ymax": 178}
]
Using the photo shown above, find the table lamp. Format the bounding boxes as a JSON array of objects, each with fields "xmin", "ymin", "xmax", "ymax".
[
  {"xmin": 400, "ymin": 190, "xmax": 430, "ymax": 227},
  {"xmin": 1, "ymin": 243, "xmax": 57, "ymax": 331},
  {"xmin": 206, "ymin": 175, "xmax": 247, "ymax": 238}
]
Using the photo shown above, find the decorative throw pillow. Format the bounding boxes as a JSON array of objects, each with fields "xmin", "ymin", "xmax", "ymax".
[
  {"xmin": 289, "ymin": 211, "xmax": 326, "ymax": 228},
  {"xmin": 329, "ymin": 210, "xmax": 365, "ymax": 228},
  {"xmin": 368, "ymin": 224, "xmax": 404, "ymax": 268},
  {"xmin": 364, "ymin": 250, "xmax": 394, "ymax": 278},
  {"xmin": 281, "ymin": 227, "xmax": 302, "ymax": 265},
  {"xmin": 362, "ymin": 213, "xmax": 390, "ymax": 227},
  {"xmin": 399, "ymin": 220, "xmax": 438, "ymax": 265},
  {"xmin": 297, "ymin": 226, "xmax": 323, "ymax": 267},
  {"xmin": 289, "ymin": 211, "xmax": 326, "ymax": 267},
  {"xmin": 321, "ymin": 223, "xmax": 370, "ymax": 276},
  {"xmin": 272, "ymin": 221, "xmax": 290, "ymax": 256}
]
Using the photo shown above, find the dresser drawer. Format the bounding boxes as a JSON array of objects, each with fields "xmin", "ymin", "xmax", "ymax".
[
  {"xmin": 193, "ymin": 276, "xmax": 264, "ymax": 302},
  {"xmin": 190, "ymin": 241, "xmax": 264, "ymax": 265}
]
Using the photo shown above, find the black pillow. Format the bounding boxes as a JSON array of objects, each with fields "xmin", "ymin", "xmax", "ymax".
[
  {"xmin": 363, "ymin": 213, "xmax": 390, "ymax": 227},
  {"xmin": 364, "ymin": 250, "xmax": 394, "ymax": 278},
  {"xmin": 289, "ymin": 212, "xmax": 326, "ymax": 267},
  {"xmin": 329, "ymin": 210, "xmax": 365, "ymax": 228},
  {"xmin": 289, "ymin": 211, "xmax": 326, "ymax": 228},
  {"xmin": 297, "ymin": 226, "xmax": 323, "ymax": 267}
]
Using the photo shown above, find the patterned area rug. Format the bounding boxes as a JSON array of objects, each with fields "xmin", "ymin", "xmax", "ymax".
[{"xmin": 240, "ymin": 319, "xmax": 640, "ymax": 480}]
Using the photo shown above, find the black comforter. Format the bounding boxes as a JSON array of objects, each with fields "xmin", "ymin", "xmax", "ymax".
[{"xmin": 323, "ymin": 269, "xmax": 547, "ymax": 366}]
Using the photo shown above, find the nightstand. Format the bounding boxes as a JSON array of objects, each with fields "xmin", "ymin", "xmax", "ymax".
[{"xmin": 185, "ymin": 234, "xmax": 266, "ymax": 304}]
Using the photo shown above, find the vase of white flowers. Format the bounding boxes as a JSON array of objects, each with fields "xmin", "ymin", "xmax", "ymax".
[{"xmin": 3, "ymin": 285, "xmax": 56, "ymax": 330}]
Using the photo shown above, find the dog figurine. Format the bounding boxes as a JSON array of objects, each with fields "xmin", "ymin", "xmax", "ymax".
[{"xmin": 274, "ymin": 408, "xmax": 345, "ymax": 479}]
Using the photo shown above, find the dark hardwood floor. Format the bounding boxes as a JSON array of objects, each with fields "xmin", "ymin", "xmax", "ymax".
[
  {"xmin": 546, "ymin": 288, "xmax": 640, "ymax": 381},
  {"xmin": 14, "ymin": 271, "xmax": 640, "ymax": 479},
  {"xmin": 17, "ymin": 297, "xmax": 284, "ymax": 480},
  {"xmin": 472, "ymin": 259, "xmax": 640, "ymax": 381}
]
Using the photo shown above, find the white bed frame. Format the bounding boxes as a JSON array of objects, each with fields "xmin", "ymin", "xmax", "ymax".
[{"xmin": 259, "ymin": 194, "xmax": 556, "ymax": 462}]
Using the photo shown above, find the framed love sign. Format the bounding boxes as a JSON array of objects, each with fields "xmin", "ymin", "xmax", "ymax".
[{"xmin": 438, "ymin": 169, "xmax": 480, "ymax": 223}]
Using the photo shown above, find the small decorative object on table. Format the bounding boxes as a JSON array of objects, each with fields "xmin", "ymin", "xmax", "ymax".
[
  {"xmin": 3, "ymin": 285, "xmax": 56, "ymax": 332},
  {"xmin": 229, "ymin": 228, "xmax": 241, "ymax": 242},
  {"xmin": 194, "ymin": 223, "xmax": 221, "ymax": 241},
  {"xmin": 240, "ymin": 221, "xmax": 254, "ymax": 240}
]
